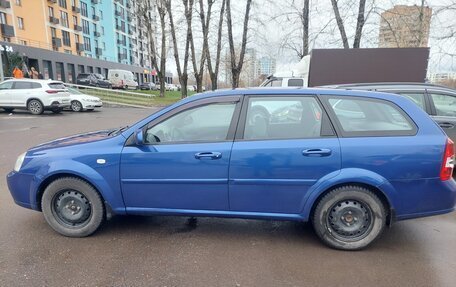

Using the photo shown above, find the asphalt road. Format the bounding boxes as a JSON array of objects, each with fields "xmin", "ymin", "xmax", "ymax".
[{"xmin": 1, "ymin": 107, "xmax": 456, "ymax": 287}]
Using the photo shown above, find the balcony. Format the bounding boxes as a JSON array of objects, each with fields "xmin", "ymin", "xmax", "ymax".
[
  {"xmin": 52, "ymin": 37, "xmax": 62, "ymax": 48},
  {"xmin": 117, "ymin": 39, "xmax": 126, "ymax": 45},
  {"xmin": 0, "ymin": 24, "xmax": 14, "ymax": 37},
  {"xmin": 115, "ymin": 25, "xmax": 125, "ymax": 32},
  {"xmin": 92, "ymin": 15, "xmax": 100, "ymax": 21},
  {"xmin": 76, "ymin": 43, "xmax": 84, "ymax": 52},
  {"xmin": 127, "ymin": 15, "xmax": 132, "ymax": 22},
  {"xmin": 93, "ymin": 31, "xmax": 101, "ymax": 37},
  {"xmin": 74, "ymin": 24, "xmax": 82, "ymax": 31},
  {"xmin": 129, "ymin": 42, "xmax": 134, "ymax": 48},
  {"xmin": 47, "ymin": 0, "xmax": 57, "ymax": 3},
  {"xmin": 126, "ymin": 1, "xmax": 131, "ymax": 8},
  {"xmin": 95, "ymin": 47, "xmax": 102, "ymax": 56},
  {"xmin": 49, "ymin": 16, "xmax": 59, "ymax": 24},
  {"xmin": 91, "ymin": 0, "xmax": 98, "ymax": 4},
  {"xmin": 115, "ymin": 10, "xmax": 123, "ymax": 17},
  {"xmin": 0, "ymin": 0, "xmax": 11, "ymax": 9},
  {"xmin": 118, "ymin": 53, "xmax": 127, "ymax": 60},
  {"xmin": 71, "ymin": 6, "xmax": 80, "ymax": 13}
]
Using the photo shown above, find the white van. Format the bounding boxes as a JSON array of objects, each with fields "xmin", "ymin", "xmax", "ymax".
[{"xmin": 107, "ymin": 69, "xmax": 138, "ymax": 89}]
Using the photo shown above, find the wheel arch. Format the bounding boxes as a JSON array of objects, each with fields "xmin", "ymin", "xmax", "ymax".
[{"xmin": 26, "ymin": 97, "xmax": 44, "ymax": 106}]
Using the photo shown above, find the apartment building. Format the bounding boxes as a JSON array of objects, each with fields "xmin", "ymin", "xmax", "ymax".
[{"xmin": 0, "ymin": 0, "xmax": 165, "ymax": 83}]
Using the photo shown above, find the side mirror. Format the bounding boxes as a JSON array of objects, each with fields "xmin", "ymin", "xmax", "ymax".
[{"xmin": 134, "ymin": 129, "xmax": 144, "ymax": 146}]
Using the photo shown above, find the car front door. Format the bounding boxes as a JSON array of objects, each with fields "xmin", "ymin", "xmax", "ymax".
[
  {"xmin": 120, "ymin": 96, "xmax": 241, "ymax": 212},
  {"xmin": 228, "ymin": 95, "xmax": 341, "ymax": 214},
  {"xmin": 0, "ymin": 81, "xmax": 14, "ymax": 106},
  {"xmin": 427, "ymin": 90, "xmax": 456, "ymax": 143}
]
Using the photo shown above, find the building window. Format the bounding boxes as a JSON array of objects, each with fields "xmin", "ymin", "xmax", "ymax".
[
  {"xmin": 72, "ymin": 15, "xmax": 78, "ymax": 25},
  {"xmin": 71, "ymin": 0, "xmax": 76, "ymax": 6},
  {"xmin": 15, "ymin": 0, "xmax": 21, "ymax": 6},
  {"xmin": 59, "ymin": 0, "xmax": 67, "ymax": 9},
  {"xmin": 48, "ymin": 7, "xmax": 54, "ymax": 18},
  {"xmin": 81, "ymin": 2, "xmax": 88, "ymax": 17},
  {"xmin": 82, "ymin": 19, "xmax": 90, "ymax": 34},
  {"xmin": 99, "ymin": 10, "xmax": 103, "ymax": 19},
  {"xmin": 91, "ymin": 6, "xmax": 95, "ymax": 17},
  {"xmin": 74, "ymin": 34, "xmax": 80, "ymax": 44},
  {"xmin": 60, "ymin": 11, "xmax": 69, "ymax": 28},
  {"xmin": 17, "ymin": 17, "xmax": 24, "ymax": 30},
  {"xmin": 19, "ymin": 40, "xmax": 27, "ymax": 45},
  {"xmin": 64, "ymin": 49, "xmax": 72, "ymax": 54},
  {"xmin": 0, "ymin": 12, "xmax": 7, "ymax": 24},
  {"xmin": 51, "ymin": 27, "xmax": 57, "ymax": 37},
  {"xmin": 83, "ymin": 36, "xmax": 91, "ymax": 51},
  {"xmin": 62, "ymin": 30, "xmax": 71, "ymax": 46}
]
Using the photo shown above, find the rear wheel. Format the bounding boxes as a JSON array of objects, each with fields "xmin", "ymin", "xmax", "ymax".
[
  {"xmin": 71, "ymin": 100, "xmax": 83, "ymax": 112},
  {"xmin": 3, "ymin": 108, "xmax": 14, "ymax": 113},
  {"xmin": 41, "ymin": 177, "xmax": 105, "ymax": 237},
  {"xmin": 312, "ymin": 185, "xmax": 386, "ymax": 250},
  {"xmin": 27, "ymin": 99, "xmax": 44, "ymax": 115}
]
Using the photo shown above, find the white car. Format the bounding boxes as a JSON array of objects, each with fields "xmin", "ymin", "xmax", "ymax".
[
  {"xmin": 0, "ymin": 79, "xmax": 70, "ymax": 115},
  {"xmin": 165, "ymin": 83, "xmax": 179, "ymax": 91},
  {"xmin": 66, "ymin": 87, "xmax": 103, "ymax": 112}
]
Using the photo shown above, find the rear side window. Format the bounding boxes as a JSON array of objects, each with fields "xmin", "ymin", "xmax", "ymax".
[
  {"xmin": 48, "ymin": 82, "xmax": 66, "ymax": 89},
  {"xmin": 327, "ymin": 96, "xmax": 416, "ymax": 136},
  {"xmin": 398, "ymin": 92, "xmax": 426, "ymax": 110},
  {"xmin": 13, "ymin": 82, "xmax": 33, "ymax": 89},
  {"xmin": 429, "ymin": 93, "xmax": 456, "ymax": 117},
  {"xmin": 288, "ymin": 79, "xmax": 304, "ymax": 87},
  {"xmin": 243, "ymin": 96, "xmax": 323, "ymax": 140},
  {"xmin": 31, "ymin": 83, "xmax": 42, "ymax": 89}
]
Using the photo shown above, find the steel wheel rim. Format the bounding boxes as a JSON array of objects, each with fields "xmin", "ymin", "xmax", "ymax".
[
  {"xmin": 29, "ymin": 101, "xmax": 41, "ymax": 113},
  {"xmin": 326, "ymin": 199, "xmax": 373, "ymax": 241},
  {"xmin": 52, "ymin": 190, "xmax": 92, "ymax": 228},
  {"xmin": 71, "ymin": 101, "xmax": 82, "ymax": 112}
]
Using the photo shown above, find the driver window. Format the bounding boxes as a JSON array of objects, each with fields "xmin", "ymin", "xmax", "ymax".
[
  {"xmin": 145, "ymin": 102, "xmax": 236, "ymax": 144},
  {"xmin": 0, "ymin": 81, "xmax": 14, "ymax": 90}
]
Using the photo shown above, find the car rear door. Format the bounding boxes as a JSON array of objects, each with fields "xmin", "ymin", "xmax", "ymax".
[
  {"xmin": 120, "ymin": 96, "xmax": 241, "ymax": 212},
  {"xmin": 10, "ymin": 81, "xmax": 34, "ymax": 107},
  {"xmin": 228, "ymin": 95, "xmax": 341, "ymax": 214},
  {"xmin": 427, "ymin": 89, "xmax": 456, "ymax": 142}
]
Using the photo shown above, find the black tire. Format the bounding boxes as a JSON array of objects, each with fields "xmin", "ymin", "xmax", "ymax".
[
  {"xmin": 51, "ymin": 108, "xmax": 62, "ymax": 114},
  {"xmin": 3, "ymin": 108, "xmax": 14, "ymax": 113},
  {"xmin": 71, "ymin": 100, "xmax": 83, "ymax": 112},
  {"xmin": 27, "ymin": 99, "xmax": 44, "ymax": 115},
  {"xmin": 41, "ymin": 177, "xmax": 105, "ymax": 237},
  {"xmin": 312, "ymin": 185, "xmax": 386, "ymax": 250}
]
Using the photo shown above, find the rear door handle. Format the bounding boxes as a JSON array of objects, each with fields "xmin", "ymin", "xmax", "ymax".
[
  {"xmin": 439, "ymin": 122, "xmax": 455, "ymax": 129},
  {"xmin": 194, "ymin": 152, "xmax": 222, "ymax": 160},
  {"xmin": 302, "ymin": 148, "xmax": 332, "ymax": 157}
]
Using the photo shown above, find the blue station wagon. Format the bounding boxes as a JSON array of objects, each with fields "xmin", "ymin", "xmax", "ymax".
[{"xmin": 7, "ymin": 88, "xmax": 456, "ymax": 250}]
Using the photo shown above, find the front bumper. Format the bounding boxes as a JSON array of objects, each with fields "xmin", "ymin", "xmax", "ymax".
[
  {"xmin": 82, "ymin": 101, "xmax": 103, "ymax": 109},
  {"xmin": 6, "ymin": 171, "xmax": 37, "ymax": 210}
]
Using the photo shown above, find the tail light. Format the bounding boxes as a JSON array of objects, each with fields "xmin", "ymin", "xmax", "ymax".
[
  {"xmin": 45, "ymin": 90, "xmax": 58, "ymax": 94},
  {"xmin": 440, "ymin": 138, "xmax": 454, "ymax": 181}
]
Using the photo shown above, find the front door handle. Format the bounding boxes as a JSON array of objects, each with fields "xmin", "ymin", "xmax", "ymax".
[
  {"xmin": 439, "ymin": 122, "xmax": 455, "ymax": 129},
  {"xmin": 302, "ymin": 148, "xmax": 332, "ymax": 157},
  {"xmin": 194, "ymin": 152, "xmax": 222, "ymax": 160}
]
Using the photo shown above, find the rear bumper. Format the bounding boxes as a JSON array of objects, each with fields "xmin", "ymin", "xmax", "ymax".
[{"xmin": 45, "ymin": 101, "xmax": 71, "ymax": 109}]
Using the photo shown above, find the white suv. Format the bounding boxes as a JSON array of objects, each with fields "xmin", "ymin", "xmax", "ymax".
[{"xmin": 0, "ymin": 79, "xmax": 71, "ymax": 115}]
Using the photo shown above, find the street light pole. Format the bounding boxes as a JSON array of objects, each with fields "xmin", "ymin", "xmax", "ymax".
[{"xmin": 0, "ymin": 50, "xmax": 4, "ymax": 82}]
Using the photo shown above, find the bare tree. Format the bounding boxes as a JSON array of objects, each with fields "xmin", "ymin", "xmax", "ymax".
[
  {"xmin": 353, "ymin": 0, "xmax": 367, "ymax": 48},
  {"xmin": 330, "ymin": 0, "xmax": 349, "ymax": 48},
  {"xmin": 302, "ymin": 0, "xmax": 310, "ymax": 57},
  {"xmin": 166, "ymin": 0, "xmax": 192, "ymax": 98},
  {"xmin": 226, "ymin": 0, "xmax": 253, "ymax": 88},
  {"xmin": 138, "ymin": 0, "xmax": 168, "ymax": 97},
  {"xmin": 205, "ymin": 0, "xmax": 225, "ymax": 90}
]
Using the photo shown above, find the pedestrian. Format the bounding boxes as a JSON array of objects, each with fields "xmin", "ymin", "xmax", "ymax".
[
  {"xmin": 29, "ymin": 67, "xmax": 39, "ymax": 79},
  {"xmin": 38, "ymin": 73, "xmax": 44, "ymax": 79},
  {"xmin": 12, "ymin": 66, "xmax": 24, "ymax": 78}
]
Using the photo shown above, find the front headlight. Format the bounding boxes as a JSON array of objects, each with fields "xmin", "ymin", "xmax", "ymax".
[{"xmin": 14, "ymin": 152, "xmax": 26, "ymax": 172}]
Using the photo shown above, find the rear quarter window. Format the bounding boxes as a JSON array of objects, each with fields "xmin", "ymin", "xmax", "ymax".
[{"xmin": 326, "ymin": 96, "xmax": 417, "ymax": 137}]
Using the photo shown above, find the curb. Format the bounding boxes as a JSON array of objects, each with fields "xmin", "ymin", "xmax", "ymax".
[{"xmin": 102, "ymin": 101, "xmax": 158, "ymax": 109}]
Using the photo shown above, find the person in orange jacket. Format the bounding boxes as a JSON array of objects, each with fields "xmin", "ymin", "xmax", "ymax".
[{"xmin": 12, "ymin": 66, "xmax": 24, "ymax": 78}]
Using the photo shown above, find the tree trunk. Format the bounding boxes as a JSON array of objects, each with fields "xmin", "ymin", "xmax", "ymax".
[
  {"xmin": 330, "ymin": 0, "xmax": 349, "ymax": 49},
  {"xmin": 302, "ymin": 0, "xmax": 309, "ymax": 57},
  {"xmin": 158, "ymin": 6, "xmax": 167, "ymax": 98},
  {"xmin": 353, "ymin": 0, "xmax": 366, "ymax": 48},
  {"xmin": 206, "ymin": 0, "xmax": 226, "ymax": 90},
  {"xmin": 226, "ymin": 0, "xmax": 252, "ymax": 88}
]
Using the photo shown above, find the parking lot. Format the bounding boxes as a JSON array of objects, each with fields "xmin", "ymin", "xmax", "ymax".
[{"xmin": 1, "ymin": 107, "xmax": 456, "ymax": 287}]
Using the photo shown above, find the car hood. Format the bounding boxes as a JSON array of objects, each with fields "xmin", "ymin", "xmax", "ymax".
[{"xmin": 29, "ymin": 130, "xmax": 115, "ymax": 152}]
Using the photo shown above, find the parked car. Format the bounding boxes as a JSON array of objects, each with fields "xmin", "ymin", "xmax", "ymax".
[
  {"xmin": 0, "ymin": 79, "xmax": 70, "ymax": 114},
  {"xmin": 166, "ymin": 83, "xmax": 179, "ymax": 91},
  {"xmin": 108, "ymin": 69, "xmax": 138, "ymax": 89},
  {"xmin": 76, "ymin": 73, "xmax": 112, "ymax": 89},
  {"xmin": 7, "ymin": 88, "xmax": 456, "ymax": 250},
  {"xmin": 139, "ymin": 82, "xmax": 157, "ymax": 91},
  {"xmin": 66, "ymin": 87, "xmax": 103, "ymax": 112},
  {"xmin": 325, "ymin": 82, "xmax": 456, "ymax": 144}
]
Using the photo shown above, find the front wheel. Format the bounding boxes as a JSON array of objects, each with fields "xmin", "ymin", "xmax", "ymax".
[
  {"xmin": 41, "ymin": 177, "xmax": 105, "ymax": 237},
  {"xmin": 71, "ymin": 100, "xmax": 83, "ymax": 112},
  {"xmin": 312, "ymin": 185, "xmax": 386, "ymax": 250}
]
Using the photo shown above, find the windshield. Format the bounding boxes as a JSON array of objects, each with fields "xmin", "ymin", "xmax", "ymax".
[
  {"xmin": 66, "ymin": 87, "xmax": 85, "ymax": 95},
  {"xmin": 95, "ymin": 74, "xmax": 104, "ymax": 80}
]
